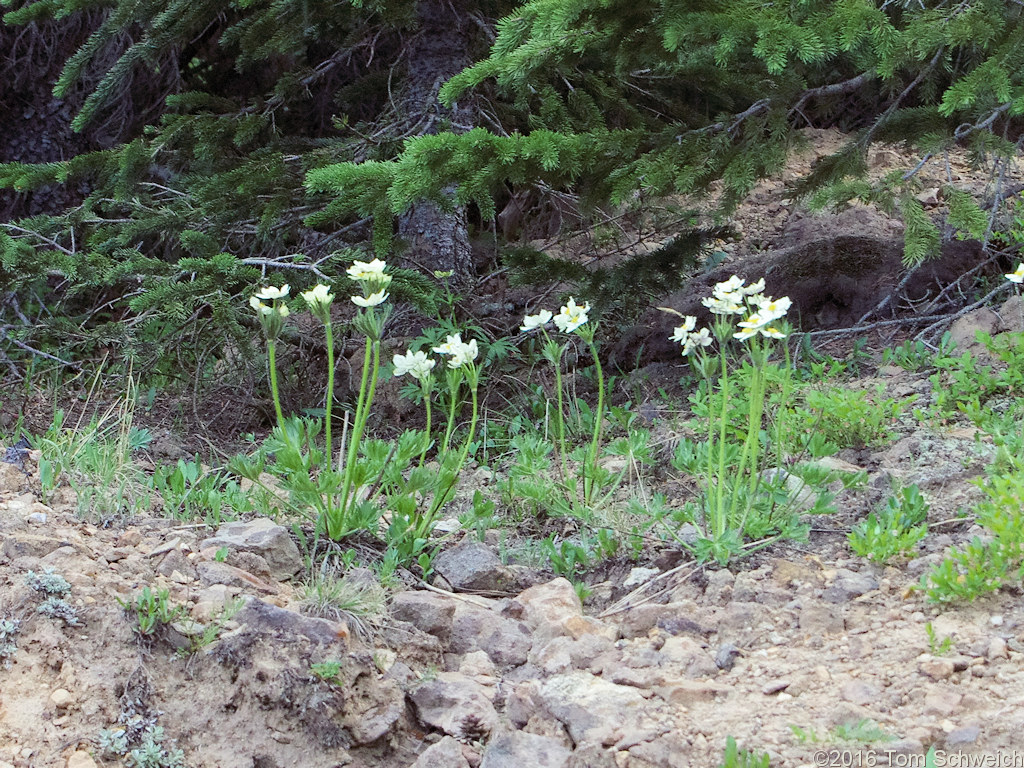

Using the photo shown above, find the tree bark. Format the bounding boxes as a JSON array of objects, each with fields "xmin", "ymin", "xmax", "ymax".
[{"xmin": 395, "ymin": 0, "xmax": 476, "ymax": 280}]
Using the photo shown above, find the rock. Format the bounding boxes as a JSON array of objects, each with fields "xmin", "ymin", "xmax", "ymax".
[
  {"xmin": 0, "ymin": 462, "xmax": 27, "ymax": 495},
  {"xmin": 536, "ymin": 672, "xmax": 648, "ymax": 745},
  {"xmin": 200, "ymin": 518, "xmax": 302, "ymax": 581},
  {"xmin": 234, "ymin": 597, "xmax": 349, "ymax": 646},
  {"xmin": 656, "ymin": 680, "xmax": 730, "ymax": 707},
  {"xmin": 944, "ymin": 725, "xmax": 981, "ymax": 746},
  {"xmin": 433, "ymin": 542, "xmax": 513, "ymax": 593},
  {"xmin": 391, "ymin": 591, "xmax": 457, "ymax": 642},
  {"xmin": 987, "ymin": 637, "xmax": 1009, "ymax": 660},
  {"xmin": 799, "ymin": 603, "xmax": 844, "ymax": 635},
  {"xmin": 703, "ymin": 570, "xmax": 734, "ymax": 604},
  {"xmin": 626, "ymin": 732, "xmax": 691, "ymax": 768},
  {"xmin": 659, "ymin": 636, "xmax": 719, "ymax": 678},
  {"xmin": 515, "ymin": 578, "xmax": 583, "ymax": 638},
  {"xmin": 409, "ymin": 672, "xmax": 498, "ymax": 737},
  {"xmin": 49, "ymin": 688, "xmax": 73, "ymax": 710},
  {"xmin": 949, "ymin": 308, "xmax": 999, "ymax": 353},
  {"xmin": 919, "ymin": 657, "xmax": 955, "ymax": 680},
  {"xmin": 460, "ymin": 649, "xmax": 498, "ymax": 679},
  {"xmin": 411, "ymin": 736, "xmax": 472, "ymax": 768},
  {"xmin": 822, "ymin": 569, "xmax": 878, "ymax": 603},
  {"xmin": 3, "ymin": 533, "xmax": 76, "ymax": 559},
  {"xmin": 762, "ymin": 680, "xmax": 791, "ymax": 696},
  {"xmin": 66, "ymin": 752, "xmax": 98, "ymax": 768},
  {"xmin": 481, "ymin": 730, "xmax": 572, "ymax": 768},
  {"xmin": 101, "ymin": 547, "xmax": 132, "ymax": 563},
  {"xmin": 924, "ymin": 689, "xmax": 962, "ymax": 716},
  {"xmin": 840, "ymin": 680, "xmax": 879, "ymax": 706},
  {"xmin": 622, "ymin": 567, "xmax": 660, "ymax": 591},
  {"xmin": 224, "ymin": 550, "xmax": 273, "ymax": 581},
  {"xmin": 714, "ymin": 643, "xmax": 741, "ymax": 671},
  {"xmin": 449, "ymin": 602, "xmax": 532, "ymax": 667},
  {"xmin": 116, "ymin": 530, "xmax": 143, "ymax": 547},
  {"xmin": 342, "ymin": 677, "xmax": 404, "ymax": 745},
  {"xmin": 997, "ymin": 295, "xmax": 1024, "ymax": 333},
  {"xmin": 196, "ymin": 561, "xmax": 277, "ymax": 593}
]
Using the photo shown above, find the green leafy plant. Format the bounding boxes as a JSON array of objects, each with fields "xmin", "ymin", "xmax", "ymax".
[
  {"xmin": 310, "ymin": 660, "xmax": 345, "ymax": 683},
  {"xmin": 849, "ymin": 484, "xmax": 929, "ymax": 564},
  {"xmin": 798, "ymin": 384, "xmax": 912, "ymax": 449},
  {"xmin": 33, "ymin": 382, "xmax": 153, "ymax": 519},
  {"xmin": 830, "ymin": 719, "xmax": 895, "ymax": 743},
  {"xmin": 718, "ymin": 736, "xmax": 771, "ymax": 768},
  {"xmin": 0, "ymin": 618, "xmax": 20, "ymax": 668},
  {"xmin": 120, "ymin": 587, "xmax": 184, "ymax": 638},
  {"xmin": 234, "ymin": 264, "xmax": 484, "ymax": 571},
  {"xmin": 925, "ymin": 622, "xmax": 954, "ymax": 656},
  {"xmin": 658, "ymin": 276, "xmax": 815, "ymax": 565},
  {"xmin": 152, "ymin": 459, "xmax": 248, "ymax": 526}
]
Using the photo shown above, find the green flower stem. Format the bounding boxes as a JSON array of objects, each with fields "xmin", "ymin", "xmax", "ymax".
[
  {"xmin": 730, "ymin": 340, "xmax": 768, "ymax": 531},
  {"xmin": 441, "ymin": 371, "xmax": 461, "ymax": 455},
  {"xmin": 419, "ymin": 380, "xmax": 433, "ymax": 467},
  {"xmin": 551, "ymin": 350, "xmax": 572, "ymax": 499},
  {"xmin": 332, "ymin": 336, "xmax": 374, "ymax": 538},
  {"xmin": 583, "ymin": 339, "xmax": 605, "ymax": 506},
  {"xmin": 430, "ymin": 369, "xmax": 479, "ymax": 515},
  {"xmin": 714, "ymin": 343, "xmax": 730, "ymax": 538},
  {"xmin": 324, "ymin": 321, "xmax": 335, "ymax": 462},
  {"xmin": 267, "ymin": 340, "xmax": 286, "ymax": 429}
]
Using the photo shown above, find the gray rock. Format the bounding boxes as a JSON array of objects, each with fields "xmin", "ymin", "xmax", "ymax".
[
  {"xmin": 660, "ymin": 636, "xmax": 719, "ymax": 678},
  {"xmin": 196, "ymin": 561, "xmax": 276, "ymax": 593},
  {"xmin": 449, "ymin": 602, "xmax": 532, "ymax": 667},
  {"xmin": 703, "ymin": 569, "xmax": 734, "ymax": 604},
  {"xmin": 411, "ymin": 737, "xmax": 471, "ymax": 768},
  {"xmin": 715, "ymin": 643, "xmax": 741, "ymax": 671},
  {"xmin": 200, "ymin": 518, "xmax": 302, "ymax": 581},
  {"xmin": 616, "ymin": 603, "xmax": 708, "ymax": 639},
  {"xmin": 481, "ymin": 730, "xmax": 572, "ymax": 768},
  {"xmin": 799, "ymin": 603, "xmax": 844, "ymax": 635},
  {"xmin": 390, "ymin": 591, "xmax": 457, "ymax": 642},
  {"xmin": 433, "ymin": 542, "xmax": 513, "ymax": 592},
  {"xmin": 840, "ymin": 680, "xmax": 880, "ymax": 706},
  {"xmin": 944, "ymin": 725, "xmax": 981, "ymax": 746},
  {"xmin": 822, "ymin": 569, "xmax": 878, "ymax": 603},
  {"xmin": 622, "ymin": 567, "xmax": 660, "ymax": 591},
  {"xmin": 234, "ymin": 597, "xmax": 349, "ymax": 647},
  {"xmin": 409, "ymin": 671, "xmax": 498, "ymax": 737},
  {"xmin": 342, "ymin": 676, "xmax": 404, "ymax": 745},
  {"xmin": 537, "ymin": 672, "xmax": 648, "ymax": 745}
]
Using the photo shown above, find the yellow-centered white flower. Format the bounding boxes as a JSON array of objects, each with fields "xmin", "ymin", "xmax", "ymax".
[
  {"xmin": 301, "ymin": 284, "xmax": 334, "ymax": 309},
  {"xmin": 250, "ymin": 296, "xmax": 274, "ymax": 315},
  {"xmin": 254, "ymin": 284, "xmax": 290, "ymax": 300},
  {"xmin": 346, "ymin": 259, "xmax": 388, "ymax": 282},
  {"xmin": 432, "ymin": 333, "xmax": 464, "ymax": 356},
  {"xmin": 682, "ymin": 327, "xmax": 713, "ymax": 355},
  {"xmin": 742, "ymin": 278, "xmax": 766, "ymax": 296},
  {"xmin": 520, "ymin": 309, "xmax": 553, "ymax": 332},
  {"xmin": 753, "ymin": 295, "xmax": 791, "ymax": 321},
  {"xmin": 393, "ymin": 350, "xmax": 436, "ymax": 381},
  {"xmin": 670, "ymin": 316, "xmax": 697, "ymax": 343},
  {"xmin": 1007, "ymin": 263, "xmax": 1024, "ymax": 284},
  {"xmin": 713, "ymin": 275, "xmax": 745, "ymax": 297},
  {"xmin": 554, "ymin": 297, "xmax": 590, "ymax": 333},
  {"xmin": 351, "ymin": 290, "xmax": 388, "ymax": 307},
  {"xmin": 701, "ymin": 295, "xmax": 745, "ymax": 315},
  {"xmin": 447, "ymin": 338, "xmax": 479, "ymax": 368}
]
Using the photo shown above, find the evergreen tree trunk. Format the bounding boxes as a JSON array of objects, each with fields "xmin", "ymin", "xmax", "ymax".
[{"xmin": 395, "ymin": 0, "xmax": 475, "ymax": 280}]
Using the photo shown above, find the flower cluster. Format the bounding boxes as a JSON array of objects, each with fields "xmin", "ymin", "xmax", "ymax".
[
  {"xmin": 347, "ymin": 258, "xmax": 391, "ymax": 307},
  {"xmin": 300, "ymin": 283, "xmax": 334, "ymax": 322},
  {"xmin": 520, "ymin": 298, "xmax": 590, "ymax": 334},
  {"xmin": 432, "ymin": 333, "xmax": 479, "ymax": 369},
  {"xmin": 669, "ymin": 275, "xmax": 791, "ymax": 354},
  {"xmin": 1007, "ymin": 263, "xmax": 1024, "ymax": 284},
  {"xmin": 669, "ymin": 316, "xmax": 713, "ymax": 356},
  {"xmin": 250, "ymin": 284, "xmax": 291, "ymax": 339},
  {"xmin": 392, "ymin": 350, "xmax": 436, "ymax": 381}
]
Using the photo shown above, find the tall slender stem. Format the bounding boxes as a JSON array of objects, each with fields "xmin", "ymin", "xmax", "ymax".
[
  {"xmin": 583, "ymin": 340, "xmax": 605, "ymax": 505},
  {"xmin": 420, "ymin": 383, "xmax": 432, "ymax": 467},
  {"xmin": 267, "ymin": 341, "xmax": 285, "ymax": 429},
  {"xmin": 333, "ymin": 336, "xmax": 373, "ymax": 538},
  {"xmin": 324, "ymin": 321, "xmax": 335, "ymax": 462}
]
